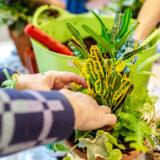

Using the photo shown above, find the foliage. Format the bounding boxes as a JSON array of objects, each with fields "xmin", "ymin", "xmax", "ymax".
[
  {"xmin": 73, "ymin": 45, "xmax": 134, "ymax": 113},
  {"xmin": 78, "ymin": 130, "xmax": 123, "ymax": 160},
  {"xmin": 0, "ymin": 0, "xmax": 35, "ymax": 34},
  {"xmin": 1, "ymin": 68, "xmax": 17, "ymax": 89},
  {"xmin": 101, "ymin": 0, "xmax": 145, "ymax": 18},
  {"xmin": 56, "ymin": 8, "xmax": 159, "ymax": 160},
  {"xmin": 67, "ymin": 9, "xmax": 145, "ymax": 61}
]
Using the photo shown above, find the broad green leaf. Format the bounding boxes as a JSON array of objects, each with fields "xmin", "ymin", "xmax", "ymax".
[
  {"xmin": 106, "ymin": 133, "xmax": 125, "ymax": 150},
  {"xmin": 79, "ymin": 133, "xmax": 109, "ymax": 160},
  {"xmin": 63, "ymin": 153, "xmax": 84, "ymax": 160},
  {"xmin": 53, "ymin": 142, "xmax": 71, "ymax": 153},
  {"xmin": 79, "ymin": 131, "xmax": 122, "ymax": 160},
  {"xmin": 137, "ymin": 54, "xmax": 160, "ymax": 72},
  {"xmin": 116, "ymin": 8, "xmax": 132, "ymax": 39}
]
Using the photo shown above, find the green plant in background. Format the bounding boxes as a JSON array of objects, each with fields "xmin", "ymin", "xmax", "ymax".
[
  {"xmin": 0, "ymin": 0, "xmax": 36, "ymax": 35},
  {"xmin": 0, "ymin": 0, "xmax": 57, "ymax": 35},
  {"xmin": 101, "ymin": 0, "xmax": 145, "ymax": 18},
  {"xmin": 52, "ymin": 8, "xmax": 160, "ymax": 160}
]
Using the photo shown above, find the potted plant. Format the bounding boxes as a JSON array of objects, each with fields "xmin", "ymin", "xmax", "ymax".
[
  {"xmin": 45, "ymin": 9, "xmax": 160, "ymax": 160},
  {"xmin": 0, "ymin": 0, "xmax": 35, "ymax": 65},
  {"xmin": 0, "ymin": 1, "xmax": 66, "ymax": 66},
  {"xmin": 100, "ymin": 0, "xmax": 145, "ymax": 18}
]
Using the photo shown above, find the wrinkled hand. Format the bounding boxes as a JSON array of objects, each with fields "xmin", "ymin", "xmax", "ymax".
[
  {"xmin": 60, "ymin": 89, "xmax": 117, "ymax": 130},
  {"xmin": 15, "ymin": 71, "xmax": 87, "ymax": 91}
]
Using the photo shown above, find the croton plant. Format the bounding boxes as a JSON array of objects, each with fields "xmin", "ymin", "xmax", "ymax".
[{"xmin": 52, "ymin": 8, "xmax": 160, "ymax": 160}]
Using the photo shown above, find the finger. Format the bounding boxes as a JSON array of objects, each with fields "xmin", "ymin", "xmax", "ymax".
[
  {"xmin": 102, "ymin": 114, "xmax": 117, "ymax": 127},
  {"xmin": 53, "ymin": 80, "xmax": 64, "ymax": 90},
  {"xmin": 64, "ymin": 84, "xmax": 76, "ymax": 90},
  {"xmin": 100, "ymin": 106, "xmax": 111, "ymax": 114},
  {"xmin": 54, "ymin": 72, "xmax": 88, "ymax": 88}
]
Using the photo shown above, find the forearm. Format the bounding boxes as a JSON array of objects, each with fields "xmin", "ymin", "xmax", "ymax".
[
  {"xmin": 134, "ymin": 0, "xmax": 160, "ymax": 40},
  {"xmin": 0, "ymin": 89, "xmax": 74, "ymax": 156},
  {"xmin": 29, "ymin": 0, "xmax": 66, "ymax": 8}
]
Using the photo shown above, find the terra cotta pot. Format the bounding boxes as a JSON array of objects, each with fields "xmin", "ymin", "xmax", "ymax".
[
  {"xmin": 64, "ymin": 140, "xmax": 146, "ymax": 160},
  {"xmin": 9, "ymin": 29, "xmax": 32, "ymax": 66}
]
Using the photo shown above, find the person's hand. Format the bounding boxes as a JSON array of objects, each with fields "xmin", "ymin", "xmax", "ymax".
[
  {"xmin": 15, "ymin": 71, "xmax": 87, "ymax": 91},
  {"xmin": 60, "ymin": 89, "xmax": 117, "ymax": 130}
]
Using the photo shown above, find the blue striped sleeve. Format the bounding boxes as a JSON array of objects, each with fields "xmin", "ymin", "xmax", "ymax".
[{"xmin": 0, "ymin": 89, "xmax": 75, "ymax": 156}]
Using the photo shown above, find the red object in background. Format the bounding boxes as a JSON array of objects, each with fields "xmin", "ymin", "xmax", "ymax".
[
  {"xmin": 24, "ymin": 24, "xmax": 73, "ymax": 56},
  {"xmin": 24, "ymin": 47, "xmax": 39, "ymax": 74}
]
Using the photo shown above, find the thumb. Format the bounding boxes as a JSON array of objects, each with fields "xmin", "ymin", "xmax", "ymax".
[{"xmin": 102, "ymin": 114, "xmax": 117, "ymax": 127}]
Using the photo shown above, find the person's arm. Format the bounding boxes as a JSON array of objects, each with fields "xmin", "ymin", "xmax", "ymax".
[
  {"xmin": 0, "ymin": 89, "xmax": 74, "ymax": 156},
  {"xmin": 30, "ymin": 0, "xmax": 66, "ymax": 8},
  {"xmin": 66, "ymin": 0, "xmax": 88, "ymax": 14},
  {"xmin": 134, "ymin": 0, "xmax": 160, "ymax": 41},
  {"xmin": 0, "ymin": 88, "xmax": 116, "ymax": 156}
]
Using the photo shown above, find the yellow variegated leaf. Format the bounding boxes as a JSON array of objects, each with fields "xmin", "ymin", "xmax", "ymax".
[
  {"xmin": 112, "ymin": 78, "xmax": 132, "ymax": 109},
  {"xmin": 115, "ymin": 61, "xmax": 126, "ymax": 72},
  {"xmin": 95, "ymin": 80, "xmax": 102, "ymax": 95},
  {"xmin": 73, "ymin": 59, "xmax": 84, "ymax": 73},
  {"xmin": 90, "ymin": 45, "xmax": 105, "ymax": 78},
  {"xmin": 83, "ymin": 59, "xmax": 97, "ymax": 80}
]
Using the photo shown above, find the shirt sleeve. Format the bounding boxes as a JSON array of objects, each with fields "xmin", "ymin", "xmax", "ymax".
[
  {"xmin": 0, "ymin": 67, "xmax": 16, "ymax": 87},
  {"xmin": 0, "ymin": 89, "xmax": 75, "ymax": 156},
  {"xmin": 66, "ymin": 0, "xmax": 88, "ymax": 14}
]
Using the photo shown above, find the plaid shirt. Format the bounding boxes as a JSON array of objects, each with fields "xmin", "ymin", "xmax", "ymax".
[{"xmin": 0, "ymin": 68, "xmax": 75, "ymax": 156}]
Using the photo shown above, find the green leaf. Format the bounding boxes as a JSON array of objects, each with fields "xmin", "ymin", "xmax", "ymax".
[
  {"xmin": 68, "ymin": 41, "xmax": 88, "ymax": 59},
  {"xmin": 79, "ymin": 131, "xmax": 122, "ymax": 160},
  {"xmin": 63, "ymin": 153, "xmax": 84, "ymax": 160},
  {"xmin": 90, "ymin": 10, "xmax": 106, "ymax": 29},
  {"xmin": 3, "ymin": 68, "xmax": 11, "ymax": 80},
  {"xmin": 137, "ymin": 54, "xmax": 160, "ymax": 72},
  {"xmin": 110, "ymin": 13, "xmax": 122, "ymax": 41},
  {"xmin": 75, "ymin": 130, "xmax": 90, "ymax": 142},
  {"xmin": 82, "ymin": 25, "xmax": 112, "ymax": 58},
  {"xmin": 90, "ymin": 10, "xmax": 114, "ymax": 58},
  {"xmin": 134, "ymin": 71, "xmax": 156, "ymax": 77},
  {"xmin": 116, "ymin": 8, "xmax": 132, "ymax": 39},
  {"xmin": 53, "ymin": 142, "xmax": 71, "ymax": 153},
  {"xmin": 106, "ymin": 133, "xmax": 125, "ymax": 150},
  {"xmin": 123, "ymin": 45, "xmax": 145, "ymax": 60},
  {"xmin": 67, "ymin": 23, "xmax": 88, "ymax": 56},
  {"xmin": 115, "ymin": 22, "xmax": 139, "ymax": 50}
]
